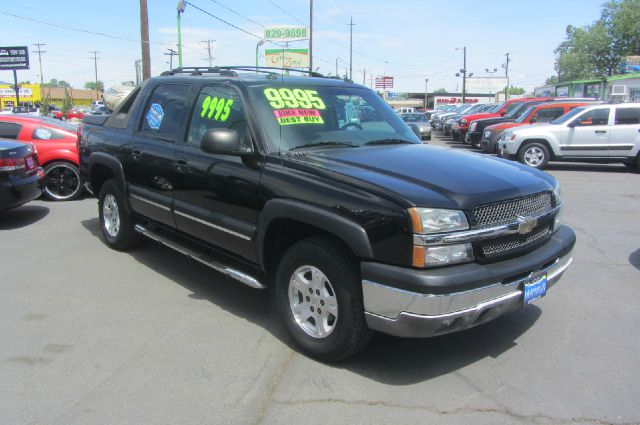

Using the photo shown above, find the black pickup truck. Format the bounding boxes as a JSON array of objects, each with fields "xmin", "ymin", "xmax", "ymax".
[{"xmin": 79, "ymin": 67, "xmax": 575, "ymax": 361}]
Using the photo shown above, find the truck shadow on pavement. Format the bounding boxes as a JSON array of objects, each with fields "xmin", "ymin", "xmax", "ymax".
[
  {"xmin": 0, "ymin": 205, "xmax": 49, "ymax": 230},
  {"xmin": 81, "ymin": 217, "xmax": 542, "ymax": 384}
]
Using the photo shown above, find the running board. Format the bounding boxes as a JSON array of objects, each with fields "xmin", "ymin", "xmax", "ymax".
[{"xmin": 134, "ymin": 224, "xmax": 266, "ymax": 289}]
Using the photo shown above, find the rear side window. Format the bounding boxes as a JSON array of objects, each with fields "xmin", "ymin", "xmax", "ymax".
[
  {"xmin": 614, "ymin": 108, "xmax": 640, "ymax": 125},
  {"xmin": 32, "ymin": 127, "xmax": 66, "ymax": 140},
  {"xmin": 140, "ymin": 84, "xmax": 191, "ymax": 142},
  {"xmin": 533, "ymin": 107, "xmax": 564, "ymax": 123},
  {"xmin": 0, "ymin": 122, "xmax": 21, "ymax": 139}
]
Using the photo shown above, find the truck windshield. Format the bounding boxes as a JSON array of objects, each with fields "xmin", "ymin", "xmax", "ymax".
[{"xmin": 251, "ymin": 85, "xmax": 420, "ymax": 152}]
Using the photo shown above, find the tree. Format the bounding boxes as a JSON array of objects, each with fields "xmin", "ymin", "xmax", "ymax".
[
  {"xmin": 40, "ymin": 93, "xmax": 52, "ymax": 117},
  {"xmin": 58, "ymin": 80, "xmax": 71, "ymax": 88},
  {"xmin": 19, "ymin": 80, "xmax": 31, "ymax": 84},
  {"xmin": 508, "ymin": 86, "xmax": 526, "ymax": 95},
  {"xmin": 433, "ymin": 88, "xmax": 448, "ymax": 94},
  {"xmin": 61, "ymin": 88, "xmax": 73, "ymax": 115},
  {"xmin": 84, "ymin": 81, "xmax": 104, "ymax": 92},
  {"xmin": 544, "ymin": 75, "xmax": 559, "ymax": 85},
  {"xmin": 602, "ymin": 0, "xmax": 640, "ymax": 58}
]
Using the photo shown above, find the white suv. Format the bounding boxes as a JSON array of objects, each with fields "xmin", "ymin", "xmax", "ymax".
[{"xmin": 497, "ymin": 103, "xmax": 640, "ymax": 170}]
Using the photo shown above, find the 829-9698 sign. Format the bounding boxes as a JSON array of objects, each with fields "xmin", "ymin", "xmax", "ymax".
[{"xmin": 264, "ymin": 27, "xmax": 308, "ymax": 41}]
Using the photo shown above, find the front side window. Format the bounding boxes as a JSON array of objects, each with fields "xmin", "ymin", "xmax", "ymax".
[
  {"xmin": 250, "ymin": 85, "xmax": 419, "ymax": 152},
  {"xmin": 186, "ymin": 85, "xmax": 248, "ymax": 147},
  {"xmin": 614, "ymin": 108, "xmax": 640, "ymax": 125},
  {"xmin": 140, "ymin": 84, "xmax": 191, "ymax": 142},
  {"xmin": 572, "ymin": 108, "xmax": 610, "ymax": 127}
]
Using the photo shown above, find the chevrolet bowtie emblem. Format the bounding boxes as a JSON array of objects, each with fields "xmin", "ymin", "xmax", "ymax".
[{"xmin": 517, "ymin": 215, "xmax": 537, "ymax": 234}]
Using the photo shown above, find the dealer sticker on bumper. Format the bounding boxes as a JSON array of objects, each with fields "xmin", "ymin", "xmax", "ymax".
[{"xmin": 524, "ymin": 274, "xmax": 547, "ymax": 304}]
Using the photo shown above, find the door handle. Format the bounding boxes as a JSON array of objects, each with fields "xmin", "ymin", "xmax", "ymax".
[
  {"xmin": 175, "ymin": 159, "xmax": 189, "ymax": 172},
  {"xmin": 131, "ymin": 149, "xmax": 142, "ymax": 161},
  {"xmin": 595, "ymin": 130, "xmax": 607, "ymax": 134}
]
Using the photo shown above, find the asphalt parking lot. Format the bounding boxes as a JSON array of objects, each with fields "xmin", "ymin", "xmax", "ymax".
[{"xmin": 1, "ymin": 132, "xmax": 639, "ymax": 425}]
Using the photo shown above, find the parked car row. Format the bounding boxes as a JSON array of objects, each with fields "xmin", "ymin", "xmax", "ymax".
[{"xmin": 431, "ymin": 99, "xmax": 640, "ymax": 171}]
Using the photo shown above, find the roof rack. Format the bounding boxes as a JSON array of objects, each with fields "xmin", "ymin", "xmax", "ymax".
[{"xmin": 160, "ymin": 66, "xmax": 327, "ymax": 78}]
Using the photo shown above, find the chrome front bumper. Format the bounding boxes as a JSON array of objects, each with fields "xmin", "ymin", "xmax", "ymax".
[{"xmin": 363, "ymin": 253, "xmax": 572, "ymax": 338}]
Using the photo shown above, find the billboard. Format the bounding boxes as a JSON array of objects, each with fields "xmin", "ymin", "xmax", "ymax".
[
  {"xmin": 265, "ymin": 49, "xmax": 309, "ymax": 68},
  {"xmin": 375, "ymin": 76, "xmax": 393, "ymax": 89},
  {"xmin": 264, "ymin": 26, "xmax": 309, "ymax": 41},
  {"xmin": 0, "ymin": 46, "xmax": 30, "ymax": 70},
  {"xmin": 465, "ymin": 77, "xmax": 508, "ymax": 94}
]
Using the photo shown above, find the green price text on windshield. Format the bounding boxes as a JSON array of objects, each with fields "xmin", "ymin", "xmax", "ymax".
[
  {"xmin": 264, "ymin": 88, "xmax": 326, "ymax": 110},
  {"xmin": 200, "ymin": 96, "xmax": 234, "ymax": 122}
]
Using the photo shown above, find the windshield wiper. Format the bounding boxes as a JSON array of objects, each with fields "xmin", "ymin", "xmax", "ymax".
[
  {"xmin": 364, "ymin": 138, "xmax": 414, "ymax": 146},
  {"xmin": 289, "ymin": 141, "xmax": 359, "ymax": 151}
]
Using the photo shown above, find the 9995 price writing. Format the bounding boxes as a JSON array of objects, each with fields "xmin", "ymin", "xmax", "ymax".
[{"xmin": 264, "ymin": 88, "xmax": 326, "ymax": 109}]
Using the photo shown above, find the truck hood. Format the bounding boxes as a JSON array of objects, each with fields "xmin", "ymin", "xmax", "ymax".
[
  {"xmin": 286, "ymin": 144, "xmax": 555, "ymax": 210},
  {"xmin": 464, "ymin": 112, "xmax": 501, "ymax": 123},
  {"xmin": 509, "ymin": 122, "xmax": 558, "ymax": 135}
]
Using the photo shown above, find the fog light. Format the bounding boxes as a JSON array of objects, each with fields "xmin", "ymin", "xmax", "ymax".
[{"xmin": 424, "ymin": 243, "xmax": 474, "ymax": 266}]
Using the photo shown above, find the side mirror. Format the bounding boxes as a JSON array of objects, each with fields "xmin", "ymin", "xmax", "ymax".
[
  {"xmin": 500, "ymin": 111, "xmax": 506, "ymax": 116},
  {"xmin": 567, "ymin": 121, "xmax": 577, "ymax": 128},
  {"xmin": 529, "ymin": 117, "xmax": 537, "ymax": 124},
  {"xmin": 200, "ymin": 128, "xmax": 252, "ymax": 156}
]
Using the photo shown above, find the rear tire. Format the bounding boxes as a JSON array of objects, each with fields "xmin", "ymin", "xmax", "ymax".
[
  {"xmin": 518, "ymin": 142, "xmax": 550, "ymax": 169},
  {"xmin": 98, "ymin": 179, "xmax": 140, "ymax": 251},
  {"xmin": 274, "ymin": 237, "xmax": 372, "ymax": 361},
  {"xmin": 43, "ymin": 161, "xmax": 83, "ymax": 201}
]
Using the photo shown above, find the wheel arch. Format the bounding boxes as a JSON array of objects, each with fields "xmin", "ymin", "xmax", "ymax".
[
  {"xmin": 88, "ymin": 152, "xmax": 126, "ymax": 197},
  {"xmin": 257, "ymin": 199, "xmax": 374, "ymax": 275},
  {"xmin": 519, "ymin": 138, "xmax": 557, "ymax": 159}
]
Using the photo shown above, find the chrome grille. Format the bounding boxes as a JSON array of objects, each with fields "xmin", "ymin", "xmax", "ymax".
[
  {"xmin": 480, "ymin": 226, "xmax": 551, "ymax": 257},
  {"xmin": 473, "ymin": 192, "xmax": 552, "ymax": 227}
]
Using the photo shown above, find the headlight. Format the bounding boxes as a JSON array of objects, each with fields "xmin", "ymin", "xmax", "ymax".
[
  {"xmin": 422, "ymin": 243, "xmax": 474, "ymax": 266},
  {"xmin": 408, "ymin": 208, "xmax": 469, "ymax": 234},
  {"xmin": 461, "ymin": 119, "xmax": 468, "ymax": 125},
  {"xmin": 552, "ymin": 182, "xmax": 562, "ymax": 228},
  {"xmin": 484, "ymin": 130, "xmax": 491, "ymax": 138}
]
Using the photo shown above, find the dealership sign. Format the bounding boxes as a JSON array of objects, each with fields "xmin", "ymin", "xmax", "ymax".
[
  {"xmin": 0, "ymin": 46, "xmax": 29, "ymax": 70},
  {"xmin": 265, "ymin": 49, "xmax": 309, "ymax": 68},
  {"xmin": 375, "ymin": 76, "xmax": 394, "ymax": 89},
  {"xmin": 0, "ymin": 87, "xmax": 33, "ymax": 97},
  {"xmin": 435, "ymin": 97, "xmax": 481, "ymax": 104},
  {"xmin": 264, "ymin": 26, "xmax": 308, "ymax": 41},
  {"xmin": 465, "ymin": 77, "xmax": 508, "ymax": 94}
]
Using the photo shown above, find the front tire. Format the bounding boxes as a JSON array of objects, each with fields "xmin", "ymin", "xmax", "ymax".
[
  {"xmin": 274, "ymin": 237, "xmax": 372, "ymax": 361},
  {"xmin": 98, "ymin": 179, "xmax": 140, "ymax": 251},
  {"xmin": 518, "ymin": 142, "xmax": 550, "ymax": 169}
]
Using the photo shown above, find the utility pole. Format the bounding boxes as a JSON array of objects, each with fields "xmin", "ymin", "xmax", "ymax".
[
  {"xmin": 309, "ymin": 0, "xmax": 313, "ymax": 74},
  {"xmin": 363, "ymin": 69, "xmax": 366, "ymax": 85},
  {"xmin": 140, "ymin": 0, "xmax": 151, "ymax": 80},
  {"xmin": 90, "ymin": 51, "xmax": 99, "ymax": 100},
  {"xmin": 369, "ymin": 75, "xmax": 374, "ymax": 89},
  {"xmin": 348, "ymin": 17, "xmax": 354, "ymax": 80},
  {"xmin": 33, "ymin": 43, "xmax": 46, "ymax": 86},
  {"xmin": 335, "ymin": 57, "xmax": 339, "ymax": 76},
  {"xmin": 504, "ymin": 52, "xmax": 511, "ymax": 100},
  {"xmin": 200, "ymin": 39, "xmax": 215, "ymax": 67},
  {"xmin": 164, "ymin": 49, "xmax": 177, "ymax": 70}
]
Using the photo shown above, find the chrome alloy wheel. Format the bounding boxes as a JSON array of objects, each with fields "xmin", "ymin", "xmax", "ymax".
[
  {"xmin": 102, "ymin": 194, "xmax": 121, "ymax": 237},
  {"xmin": 523, "ymin": 146, "xmax": 545, "ymax": 167},
  {"xmin": 44, "ymin": 163, "xmax": 81, "ymax": 200},
  {"xmin": 288, "ymin": 265, "xmax": 338, "ymax": 339}
]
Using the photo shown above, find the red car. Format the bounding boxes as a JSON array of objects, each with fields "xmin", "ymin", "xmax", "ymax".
[
  {"xmin": 0, "ymin": 115, "xmax": 82, "ymax": 200},
  {"xmin": 51, "ymin": 108, "xmax": 86, "ymax": 121}
]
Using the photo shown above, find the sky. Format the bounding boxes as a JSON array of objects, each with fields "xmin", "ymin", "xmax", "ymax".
[{"xmin": 0, "ymin": 0, "xmax": 606, "ymax": 93}]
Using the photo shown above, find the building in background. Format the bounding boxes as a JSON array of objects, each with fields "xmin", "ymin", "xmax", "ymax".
[
  {"xmin": 0, "ymin": 83, "xmax": 99, "ymax": 109},
  {"xmin": 534, "ymin": 72, "xmax": 640, "ymax": 102}
]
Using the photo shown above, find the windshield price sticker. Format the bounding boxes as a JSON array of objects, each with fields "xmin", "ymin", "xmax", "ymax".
[
  {"xmin": 274, "ymin": 108, "xmax": 324, "ymax": 125},
  {"xmin": 200, "ymin": 96, "xmax": 234, "ymax": 122},
  {"xmin": 264, "ymin": 88, "xmax": 326, "ymax": 110}
]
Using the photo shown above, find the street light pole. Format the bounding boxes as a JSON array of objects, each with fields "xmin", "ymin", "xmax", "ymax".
[
  {"xmin": 256, "ymin": 40, "xmax": 265, "ymax": 72},
  {"xmin": 177, "ymin": 1, "xmax": 186, "ymax": 68},
  {"xmin": 462, "ymin": 46, "xmax": 467, "ymax": 103},
  {"xmin": 424, "ymin": 78, "xmax": 429, "ymax": 108}
]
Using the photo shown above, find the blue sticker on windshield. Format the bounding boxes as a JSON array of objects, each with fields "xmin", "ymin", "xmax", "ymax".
[{"xmin": 146, "ymin": 103, "xmax": 164, "ymax": 129}]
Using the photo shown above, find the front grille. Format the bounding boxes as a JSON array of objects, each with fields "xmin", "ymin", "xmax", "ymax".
[
  {"xmin": 479, "ymin": 225, "xmax": 551, "ymax": 258},
  {"xmin": 473, "ymin": 192, "xmax": 552, "ymax": 227}
]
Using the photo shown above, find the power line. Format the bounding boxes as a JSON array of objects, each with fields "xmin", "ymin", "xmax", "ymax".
[
  {"xmin": 164, "ymin": 49, "xmax": 177, "ymax": 69},
  {"xmin": 201, "ymin": 39, "xmax": 215, "ymax": 67},
  {"xmin": 266, "ymin": 0, "xmax": 306, "ymax": 25},
  {"xmin": 207, "ymin": 0, "xmax": 264, "ymax": 28}
]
